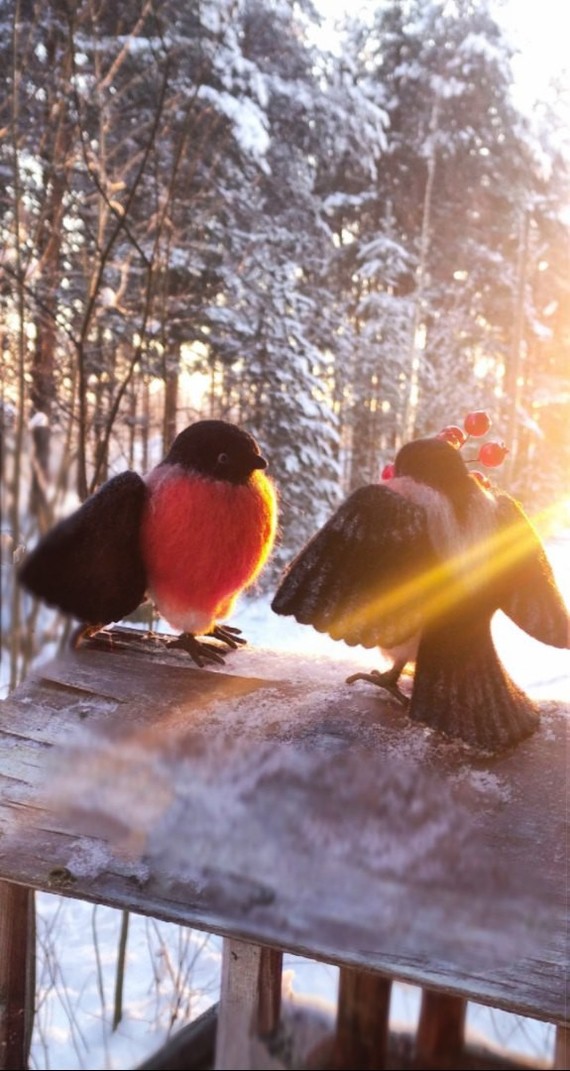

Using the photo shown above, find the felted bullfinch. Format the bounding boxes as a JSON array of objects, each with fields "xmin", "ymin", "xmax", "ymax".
[
  {"xmin": 19, "ymin": 420, "xmax": 277, "ymax": 665},
  {"xmin": 271, "ymin": 436, "xmax": 569, "ymax": 752}
]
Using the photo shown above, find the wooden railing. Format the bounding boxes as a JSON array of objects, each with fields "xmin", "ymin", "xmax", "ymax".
[{"xmin": 0, "ymin": 629, "xmax": 567, "ymax": 1069}]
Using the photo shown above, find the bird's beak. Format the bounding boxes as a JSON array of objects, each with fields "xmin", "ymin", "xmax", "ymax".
[{"xmin": 253, "ymin": 455, "xmax": 268, "ymax": 470}]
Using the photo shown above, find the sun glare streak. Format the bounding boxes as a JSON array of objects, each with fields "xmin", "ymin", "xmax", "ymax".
[
  {"xmin": 532, "ymin": 498, "xmax": 570, "ymax": 540},
  {"xmin": 329, "ymin": 496, "xmax": 569, "ymax": 643}
]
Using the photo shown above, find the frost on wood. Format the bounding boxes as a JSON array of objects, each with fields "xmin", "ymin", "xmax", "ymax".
[{"xmin": 0, "ymin": 634, "xmax": 567, "ymax": 1025}]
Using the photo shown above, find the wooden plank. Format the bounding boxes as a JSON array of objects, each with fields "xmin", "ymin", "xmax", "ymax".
[
  {"xmin": 416, "ymin": 990, "xmax": 467, "ymax": 1061},
  {"xmin": 214, "ymin": 939, "xmax": 282, "ymax": 1070},
  {"xmin": 554, "ymin": 1026, "xmax": 568, "ymax": 1070},
  {"xmin": 330, "ymin": 967, "xmax": 391, "ymax": 1069},
  {"xmin": 0, "ymin": 881, "xmax": 35, "ymax": 1071},
  {"xmin": 0, "ymin": 640, "xmax": 567, "ymax": 1025},
  {"xmin": 257, "ymin": 947, "xmax": 283, "ymax": 1036}
]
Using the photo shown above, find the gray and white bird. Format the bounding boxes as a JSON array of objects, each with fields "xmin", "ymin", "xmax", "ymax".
[{"xmin": 271, "ymin": 437, "xmax": 569, "ymax": 752}]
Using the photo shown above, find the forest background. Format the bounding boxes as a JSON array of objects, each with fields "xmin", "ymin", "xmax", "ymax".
[{"xmin": 1, "ymin": 0, "xmax": 569, "ymax": 689}]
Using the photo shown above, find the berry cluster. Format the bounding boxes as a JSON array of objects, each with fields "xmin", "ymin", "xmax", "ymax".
[
  {"xmin": 436, "ymin": 410, "xmax": 508, "ymax": 488},
  {"xmin": 381, "ymin": 410, "xmax": 509, "ymax": 489}
]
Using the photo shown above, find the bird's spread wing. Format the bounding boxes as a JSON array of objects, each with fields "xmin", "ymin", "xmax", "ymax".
[
  {"xmin": 271, "ymin": 484, "xmax": 436, "ymax": 648},
  {"xmin": 18, "ymin": 471, "xmax": 149, "ymax": 625},
  {"xmin": 494, "ymin": 492, "xmax": 568, "ymax": 647}
]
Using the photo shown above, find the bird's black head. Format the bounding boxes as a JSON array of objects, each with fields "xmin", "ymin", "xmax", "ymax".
[
  {"xmin": 162, "ymin": 420, "xmax": 268, "ymax": 485},
  {"xmin": 395, "ymin": 437, "xmax": 474, "ymax": 513}
]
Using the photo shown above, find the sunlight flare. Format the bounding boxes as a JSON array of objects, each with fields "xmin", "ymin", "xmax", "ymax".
[{"xmin": 327, "ymin": 496, "xmax": 569, "ymax": 645}]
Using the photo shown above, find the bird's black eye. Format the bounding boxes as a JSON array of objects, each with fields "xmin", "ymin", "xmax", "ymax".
[{"xmin": 217, "ymin": 452, "xmax": 229, "ymax": 465}]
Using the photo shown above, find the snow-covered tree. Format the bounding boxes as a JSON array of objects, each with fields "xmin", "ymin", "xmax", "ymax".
[{"xmin": 1, "ymin": 0, "xmax": 569, "ymax": 682}]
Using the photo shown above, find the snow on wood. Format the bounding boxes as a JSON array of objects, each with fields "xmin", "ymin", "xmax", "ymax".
[{"xmin": 0, "ymin": 630, "xmax": 567, "ymax": 1028}]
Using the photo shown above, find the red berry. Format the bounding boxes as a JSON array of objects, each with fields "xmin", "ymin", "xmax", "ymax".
[
  {"xmin": 381, "ymin": 462, "xmax": 395, "ymax": 480},
  {"xmin": 477, "ymin": 441, "xmax": 509, "ymax": 467},
  {"xmin": 437, "ymin": 425, "xmax": 467, "ymax": 448},
  {"xmin": 464, "ymin": 410, "xmax": 491, "ymax": 437},
  {"xmin": 470, "ymin": 470, "xmax": 492, "ymax": 488}
]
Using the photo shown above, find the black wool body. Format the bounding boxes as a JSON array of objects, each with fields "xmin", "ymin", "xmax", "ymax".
[{"xmin": 272, "ymin": 437, "xmax": 568, "ymax": 752}]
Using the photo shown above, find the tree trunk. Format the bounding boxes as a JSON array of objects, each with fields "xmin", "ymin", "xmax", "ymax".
[
  {"xmin": 163, "ymin": 352, "xmax": 180, "ymax": 451},
  {"xmin": 502, "ymin": 208, "xmax": 529, "ymax": 485},
  {"xmin": 30, "ymin": 23, "xmax": 74, "ymax": 520},
  {"xmin": 401, "ymin": 95, "xmax": 440, "ymax": 445}
]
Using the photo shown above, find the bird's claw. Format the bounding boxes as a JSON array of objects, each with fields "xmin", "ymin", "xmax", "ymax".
[
  {"xmin": 208, "ymin": 624, "xmax": 247, "ymax": 649},
  {"xmin": 345, "ymin": 669, "xmax": 409, "ymax": 707},
  {"xmin": 167, "ymin": 632, "xmax": 226, "ymax": 667},
  {"xmin": 71, "ymin": 623, "xmax": 106, "ymax": 649}
]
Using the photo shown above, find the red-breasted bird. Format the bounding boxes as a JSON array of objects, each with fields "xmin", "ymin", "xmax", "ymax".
[
  {"xmin": 19, "ymin": 420, "xmax": 277, "ymax": 665},
  {"xmin": 271, "ymin": 436, "xmax": 569, "ymax": 751}
]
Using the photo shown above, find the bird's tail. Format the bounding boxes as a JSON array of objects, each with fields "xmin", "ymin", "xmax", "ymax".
[{"xmin": 409, "ymin": 619, "xmax": 539, "ymax": 752}]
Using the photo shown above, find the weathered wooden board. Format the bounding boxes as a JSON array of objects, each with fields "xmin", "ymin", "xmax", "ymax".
[{"xmin": 0, "ymin": 630, "xmax": 567, "ymax": 1025}]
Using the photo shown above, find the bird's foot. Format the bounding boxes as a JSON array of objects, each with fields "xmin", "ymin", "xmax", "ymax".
[
  {"xmin": 167, "ymin": 632, "xmax": 226, "ymax": 667},
  {"xmin": 70, "ymin": 623, "xmax": 106, "ymax": 649},
  {"xmin": 207, "ymin": 623, "xmax": 247, "ymax": 650},
  {"xmin": 345, "ymin": 668, "xmax": 409, "ymax": 708}
]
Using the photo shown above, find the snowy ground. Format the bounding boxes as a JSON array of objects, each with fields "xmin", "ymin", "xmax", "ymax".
[{"xmin": 23, "ymin": 533, "xmax": 570, "ymax": 1068}]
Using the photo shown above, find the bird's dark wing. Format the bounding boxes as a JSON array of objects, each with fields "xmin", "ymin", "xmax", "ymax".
[
  {"xmin": 271, "ymin": 484, "xmax": 436, "ymax": 648},
  {"xmin": 494, "ymin": 492, "xmax": 568, "ymax": 647},
  {"xmin": 18, "ymin": 471, "xmax": 149, "ymax": 625}
]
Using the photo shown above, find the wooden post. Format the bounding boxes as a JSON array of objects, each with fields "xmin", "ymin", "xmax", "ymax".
[
  {"xmin": 554, "ymin": 1026, "xmax": 569, "ymax": 1070},
  {"xmin": 256, "ymin": 946, "xmax": 283, "ymax": 1037},
  {"xmin": 0, "ymin": 881, "xmax": 35, "ymax": 1071},
  {"xmin": 329, "ymin": 966, "xmax": 391, "ymax": 1069},
  {"xmin": 214, "ymin": 937, "xmax": 282, "ymax": 1071},
  {"xmin": 415, "ymin": 990, "xmax": 466, "ymax": 1064}
]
